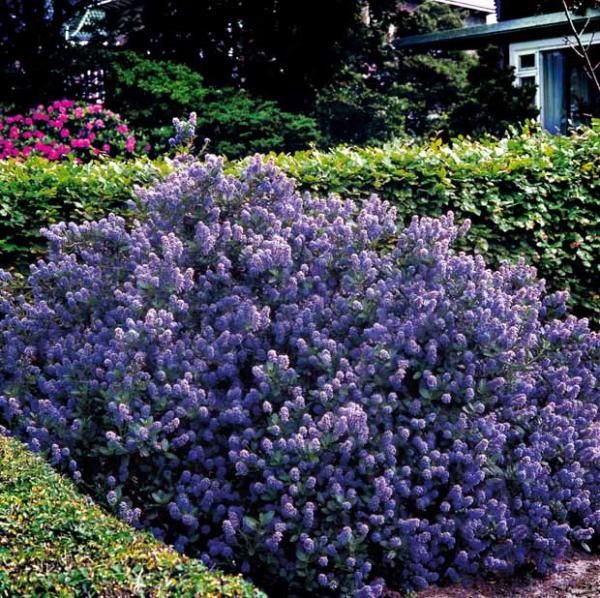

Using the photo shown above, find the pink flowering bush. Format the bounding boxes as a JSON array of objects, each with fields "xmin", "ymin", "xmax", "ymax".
[
  {"xmin": 0, "ymin": 157, "xmax": 598, "ymax": 596},
  {"xmin": 0, "ymin": 100, "xmax": 147, "ymax": 161}
]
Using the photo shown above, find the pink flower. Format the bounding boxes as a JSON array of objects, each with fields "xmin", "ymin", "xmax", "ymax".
[
  {"xmin": 102, "ymin": 143, "xmax": 111, "ymax": 152},
  {"xmin": 9, "ymin": 126, "xmax": 19, "ymax": 139},
  {"xmin": 117, "ymin": 124, "xmax": 129, "ymax": 134},
  {"xmin": 126, "ymin": 136, "xmax": 136, "ymax": 152},
  {"xmin": 95, "ymin": 119, "xmax": 105, "ymax": 128},
  {"xmin": 60, "ymin": 128, "xmax": 70, "ymax": 138},
  {"xmin": 88, "ymin": 132, "xmax": 96, "ymax": 141},
  {"xmin": 71, "ymin": 138, "xmax": 91, "ymax": 149},
  {"xmin": 23, "ymin": 131, "xmax": 33, "ymax": 139}
]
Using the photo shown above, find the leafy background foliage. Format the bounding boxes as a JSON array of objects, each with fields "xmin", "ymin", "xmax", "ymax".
[
  {"xmin": 0, "ymin": 156, "xmax": 169, "ymax": 269},
  {"xmin": 99, "ymin": 51, "xmax": 321, "ymax": 158},
  {"xmin": 1, "ymin": 124, "xmax": 598, "ymax": 322},
  {"xmin": 1, "ymin": 2, "xmax": 541, "ymax": 150},
  {"xmin": 268, "ymin": 125, "xmax": 600, "ymax": 322}
]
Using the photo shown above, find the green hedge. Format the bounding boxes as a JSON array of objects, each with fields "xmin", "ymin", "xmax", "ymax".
[
  {"xmin": 1, "ymin": 125, "xmax": 598, "ymax": 321},
  {"xmin": 0, "ymin": 435, "xmax": 262, "ymax": 597},
  {"xmin": 266, "ymin": 126, "xmax": 600, "ymax": 322},
  {"xmin": 0, "ymin": 156, "xmax": 170, "ymax": 270}
]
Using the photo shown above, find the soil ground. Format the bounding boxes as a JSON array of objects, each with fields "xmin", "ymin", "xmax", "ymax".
[{"xmin": 386, "ymin": 551, "xmax": 600, "ymax": 598}]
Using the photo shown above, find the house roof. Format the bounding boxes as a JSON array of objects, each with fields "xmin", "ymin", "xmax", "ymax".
[{"xmin": 395, "ymin": 9, "xmax": 600, "ymax": 50}]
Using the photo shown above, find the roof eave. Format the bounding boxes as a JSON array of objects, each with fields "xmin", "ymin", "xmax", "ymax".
[{"xmin": 394, "ymin": 9, "xmax": 600, "ymax": 51}]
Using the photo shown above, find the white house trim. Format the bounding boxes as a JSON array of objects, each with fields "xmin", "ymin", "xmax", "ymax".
[{"xmin": 435, "ymin": 0, "xmax": 496, "ymax": 13}]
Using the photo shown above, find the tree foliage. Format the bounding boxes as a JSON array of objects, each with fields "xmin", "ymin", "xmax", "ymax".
[
  {"xmin": 100, "ymin": 51, "xmax": 321, "ymax": 157},
  {"xmin": 316, "ymin": 1, "xmax": 537, "ymax": 144},
  {"xmin": 498, "ymin": 0, "xmax": 598, "ymax": 20}
]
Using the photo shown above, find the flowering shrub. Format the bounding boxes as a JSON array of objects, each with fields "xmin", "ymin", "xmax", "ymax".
[
  {"xmin": 269, "ymin": 125, "xmax": 600, "ymax": 323},
  {"xmin": 0, "ymin": 158, "xmax": 598, "ymax": 596},
  {"xmin": 0, "ymin": 100, "xmax": 146, "ymax": 161}
]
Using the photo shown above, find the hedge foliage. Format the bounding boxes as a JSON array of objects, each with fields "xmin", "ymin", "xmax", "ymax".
[
  {"xmin": 0, "ymin": 125, "xmax": 597, "ymax": 321},
  {"xmin": 0, "ymin": 435, "xmax": 261, "ymax": 597},
  {"xmin": 266, "ymin": 125, "xmax": 600, "ymax": 322},
  {"xmin": 0, "ymin": 156, "xmax": 169, "ymax": 269}
]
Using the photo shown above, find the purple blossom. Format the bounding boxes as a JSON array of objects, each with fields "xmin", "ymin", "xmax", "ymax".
[{"xmin": 0, "ymin": 156, "xmax": 598, "ymax": 596}]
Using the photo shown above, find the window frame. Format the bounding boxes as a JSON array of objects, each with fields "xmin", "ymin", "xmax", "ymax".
[{"xmin": 509, "ymin": 34, "xmax": 599, "ymax": 128}]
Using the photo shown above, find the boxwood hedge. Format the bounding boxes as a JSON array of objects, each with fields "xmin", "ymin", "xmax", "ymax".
[{"xmin": 0, "ymin": 435, "xmax": 261, "ymax": 597}]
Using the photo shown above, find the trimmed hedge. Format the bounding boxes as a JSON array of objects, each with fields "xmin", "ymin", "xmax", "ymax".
[
  {"xmin": 0, "ymin": 156, "xmax": 170, "ymax": 270},
  {"xmin": 267, "ymin": 125, "xmax": 600, "ymax": 322},
  {"xmin": 0, "ymin": 435, "xmax": 261, "ymax": 597},
  {"xmin": 0, "ymin": 125, "xmax": 598, "ymax": 321}
]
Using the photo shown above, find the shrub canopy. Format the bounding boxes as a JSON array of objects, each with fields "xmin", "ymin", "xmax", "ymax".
[
  {"xmin": 269, "ymin": 125, "xmax": 600, "ymax": 323},
  {"xmin": 1, "ymin": 126, "xmax": 598, "ymax": 323},
  {"xmin": 0, "ymin": 158, "xmax": 598, "ymax": 595},
  {"xmin": 0, "ymin": 100, "xmax": 146, "ymax": 161},
  {"xmin": 0, "ymin": 156, "xmax": 169, "ymax": 270}
]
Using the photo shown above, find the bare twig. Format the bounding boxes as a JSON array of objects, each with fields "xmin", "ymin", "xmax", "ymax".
[{"xmin": 562, "ymin": 0, "xmax": 600, "ymax": 93}]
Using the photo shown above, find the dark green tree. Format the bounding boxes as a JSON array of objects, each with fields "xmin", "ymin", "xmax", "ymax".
[
  {"xmin": 315, "ymin": 1, "xmax": 476, "ymax": 144},
  {"xmin": 124, "ymin": 0, "xmax": 361, "ymax": 112},
  {"xmin": 99, "ymin": 51, "xmax": 321, "ymax": 158},
  {"xmin": 448, "ymin": 46, "xmax": 539, "ymax": 137}
]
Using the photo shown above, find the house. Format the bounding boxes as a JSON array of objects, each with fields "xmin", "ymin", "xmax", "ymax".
[
  {"xmin": 63, "ymin": 0, "xmax": 138, "ymax": 45},
  {"xmin": 396, "ymin": 2, "xmax": 600, "ymax": 133},
  {"xmin": 433, "ymin": 1, "xmax": 497, "ymax": 25}
]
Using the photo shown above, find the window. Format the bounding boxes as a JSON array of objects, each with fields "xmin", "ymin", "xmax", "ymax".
[
  {"xmin": 510, "ymin": 36, "xmax": 600, "ymax": 133},
  {"xmin": 519, "ymin": 76, "xmax": 536, "ymax": 88},
  {"xmin": 519, "ymin": 54, "xmax": 536, "ymax": 69},
  {"xmin": 542, "ymin": 46, "xmax": 600, "ymax": 133}
]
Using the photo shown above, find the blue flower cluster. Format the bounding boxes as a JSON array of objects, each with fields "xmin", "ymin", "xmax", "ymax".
[
  {"xmin": 168, "ymin": 112, "xmax": 197, "ymax": 150},
  {"xmin": 0, "ymin": 157, "xmax": 598, "ymax": 596}
]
